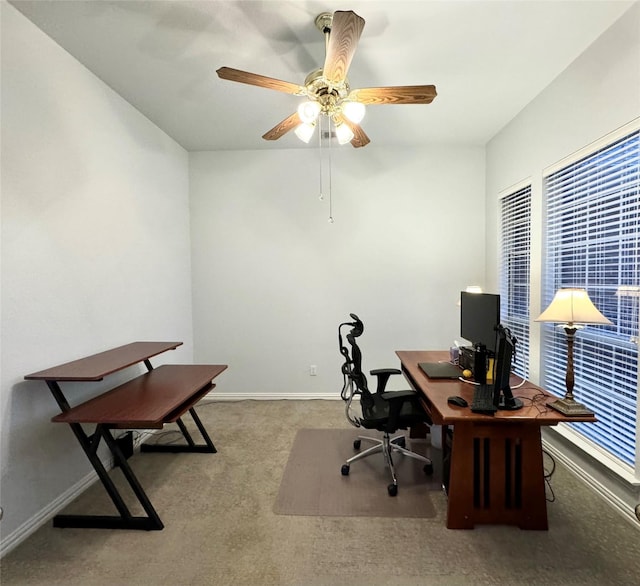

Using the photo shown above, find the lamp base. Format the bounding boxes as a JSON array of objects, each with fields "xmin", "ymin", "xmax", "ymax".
[{"xmin": 548, "ymin": 397, "xmax": 594, "ymax": 417}]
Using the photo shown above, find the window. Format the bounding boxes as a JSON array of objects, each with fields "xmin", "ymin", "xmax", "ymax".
[
  {"xmin": 499, "ymin": 184, "xmax": 531, "ymax": 379},
  {"xmin": 542, "ymin": 126, "xmax": 639, "ymax": 467}
]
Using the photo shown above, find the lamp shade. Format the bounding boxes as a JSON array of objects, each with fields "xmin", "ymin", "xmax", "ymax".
[{"xmin": 535, "ymin": 288, "xmax": 612, "ymax": 325}]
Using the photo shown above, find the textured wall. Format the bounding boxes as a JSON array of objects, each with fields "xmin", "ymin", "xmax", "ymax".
[
  {"xmin": 1, "ymin": 3, "xmax": 193, "ymax": 550},
  {"xmin": 190, "ymin": 145, "xmax": 486, "ymax": 397}
]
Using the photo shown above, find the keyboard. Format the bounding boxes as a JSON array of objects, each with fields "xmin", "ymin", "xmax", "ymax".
[{"xmin": 471, "ymin": 384, "xmax": 497, "ymax": 413}]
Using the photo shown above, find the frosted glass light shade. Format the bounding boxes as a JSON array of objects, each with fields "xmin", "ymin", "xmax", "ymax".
[
  {"xmin": 335, "ymin": 122, "xmax": 354, "ymax": 145},
  {"xmin": 294, "ymin": 122, "xmax": 316, "ymax": 143},
  {"xmin": 536, "ymin": 288, "xmax": 612, "ymax": 325},
  {"xmin": 297, "ymin": 101, "xmax": 321, "ymax": 124},
  {"xmin": 342, "ymin": 101, "xmax": 366, "ymax": 123}
]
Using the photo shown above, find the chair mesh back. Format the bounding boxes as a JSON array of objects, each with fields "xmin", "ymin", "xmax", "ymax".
[{"xmin": 339, "ymin": 314, "xmax": 377, "ymax": 419}]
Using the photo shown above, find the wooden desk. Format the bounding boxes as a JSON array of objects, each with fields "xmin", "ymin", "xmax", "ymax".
[
  {"xmin": 25, "ymin": 342, "xmax": 227, "ymax": 530},
  {"xmin": 396, "ymin": 350, "xmax": 596, "ymax": 530}
]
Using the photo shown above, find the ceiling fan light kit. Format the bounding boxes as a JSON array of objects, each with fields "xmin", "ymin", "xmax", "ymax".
[
  {"xmin": 216, "ymin": 10, "xmax": 437, "ymax": 148},
  {"xmin": 216, "ymin": 10, "xmax": 437, "ymax": 220}
]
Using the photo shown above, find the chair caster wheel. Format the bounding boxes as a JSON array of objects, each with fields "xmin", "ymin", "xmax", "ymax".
[
  {"xmin": 387, "ymin": 483, "xmax": 398, "ymax": 497},
  {"xmin": 353, "ymin": 439, "xmax": 361, "ymax": 450},
  {"xmin": 424, "ymin": 463, "xmax": 434, "ymax": 475},
  {"xmin": 341, "ymin": 464, "xmax": 350, "ymax": 476}
]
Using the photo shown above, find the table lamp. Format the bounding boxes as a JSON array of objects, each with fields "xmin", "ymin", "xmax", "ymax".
[{"xmin": 536, "ymin": 288, "xmax": 612, "ymax": 416}]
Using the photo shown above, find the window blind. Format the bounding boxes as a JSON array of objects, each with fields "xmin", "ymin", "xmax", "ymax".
[
  {"xmin": 542, "ymin": 128, "xmax": 639, "ymax": 467},
  {"xmin": 500, "ymin": 185, "xmax": 531, "ymax": 379}
]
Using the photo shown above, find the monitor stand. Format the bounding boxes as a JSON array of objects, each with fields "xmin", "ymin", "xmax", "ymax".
[{"xmin": 499, "ymin": 394, "xmax": 524, "ymax": 410}]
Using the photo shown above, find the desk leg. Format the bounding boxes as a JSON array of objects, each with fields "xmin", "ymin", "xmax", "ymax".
[
  {"xmin": 46, "ymin": 381, "xmax": 164, "ymax": 530},
  {"xmin": 446, "ymin": 422, "xmax": 548, "ymax": 530},
  {"xmin": 53, "ymin": 424, "xmax": 163, "ymax": 531},
  {"xmin": 447, "ymin": 422, "xmax": 476, "ymax": 529}
]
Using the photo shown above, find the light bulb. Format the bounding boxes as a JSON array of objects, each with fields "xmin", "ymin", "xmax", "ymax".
[
  {"xmin": 294, "ymin": 122, "xmax": 316, "ymax": 143},
  {"xmin": 343, "ymin": 101, "xmax": 365, "ymax": 123},
  {"xmin": 335, "ymin": 123, "xmax": 354, "ymax": 145},
  {"xmin": 297, "ymin": 101, "xmax": 321, "ymax": 124}
]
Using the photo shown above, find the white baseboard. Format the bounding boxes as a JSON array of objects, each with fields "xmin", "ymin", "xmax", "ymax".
[
  {"xmin": 0, "ymin": 456, "xmax": 108, "ymax": 558},
  {"xmin": 0, "ymin": 433, "xmax": 152, "ymax": 559},
  {"xmin": 203, "ymin": 392, "xmax": 340, "ymax": 401}
]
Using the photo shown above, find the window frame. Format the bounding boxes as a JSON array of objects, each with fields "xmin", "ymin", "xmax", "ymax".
[
  {"xmin": 499, "ymin": 181, "xmax": 532, "ymax": 380},
  {"xmin": 541, "ymin": 119, "xmax": 640, "ymax": 472}
]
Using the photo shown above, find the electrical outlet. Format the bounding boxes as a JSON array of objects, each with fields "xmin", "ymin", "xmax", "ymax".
[{"xmin": 309, "ymin": 365, "xmax": 317, "ymax": 376}]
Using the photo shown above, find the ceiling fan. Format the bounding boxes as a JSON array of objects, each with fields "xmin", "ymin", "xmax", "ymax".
[{"xmin": 216, "ymin": 10, "xmax": 437, "ymax": 148}]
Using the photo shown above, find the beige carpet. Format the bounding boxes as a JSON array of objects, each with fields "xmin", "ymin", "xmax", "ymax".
[
  {"xmin": 274, "ymin": 428, "xmax": 439, "ymax": 518},
  {"xmin": 3, "ymin": 400, "xmax": 640, "ymax": 586}
]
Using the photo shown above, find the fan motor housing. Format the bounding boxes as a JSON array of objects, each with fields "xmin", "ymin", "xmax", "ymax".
[{"xmin": 304, "ymin": 68, "xmax": 350, "ymax": 113}]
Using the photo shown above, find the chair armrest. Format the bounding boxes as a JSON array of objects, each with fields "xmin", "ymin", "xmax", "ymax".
[{"xmin": 370, "ymin": 368, "xmax": 402, "ymax": 393}]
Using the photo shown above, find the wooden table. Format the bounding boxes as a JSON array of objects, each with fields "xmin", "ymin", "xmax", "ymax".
[
  {"xmin": 396, "ymin": 350, "xmax": 597, "ymax": 530},
  {"xmin": 25, "ymin": 342, "xmax": 227, "ymax": 530}
]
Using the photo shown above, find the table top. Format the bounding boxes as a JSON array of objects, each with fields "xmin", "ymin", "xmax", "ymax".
[
  {"xmin": 396, "ymin": 350, "xmax": 598, "ymax": 425},
  {"xmin": 25, "ymin": 341, "xmax": 183, "ymax": 381},
  {"xmin": 51, "ymin": 364, "xmax": 227, "ymax": 427}
]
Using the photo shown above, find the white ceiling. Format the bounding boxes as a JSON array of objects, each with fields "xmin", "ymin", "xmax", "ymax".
[{"xmin": 9, "ymin": 0, "xmax": 636, "ymax": 151}]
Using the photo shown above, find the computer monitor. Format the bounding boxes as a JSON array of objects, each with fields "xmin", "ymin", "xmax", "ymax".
[
  {"xmin": 460, "ymin": 292, "xmax": 500, "ymax": 354},
  {"xmin": 492, "ymin": 325, "xmax": 523, "ymax": 411}
]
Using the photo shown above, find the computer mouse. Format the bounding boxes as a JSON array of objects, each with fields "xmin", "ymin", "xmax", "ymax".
[{"xmin": 447, "ymin": 395, "xmax": 468, "ymax": 408}]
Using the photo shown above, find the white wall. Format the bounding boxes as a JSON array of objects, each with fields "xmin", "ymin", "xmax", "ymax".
[
  {"xmin": 485, "ymin": 4, "xmax": 640, "ymax": 519},
  {"xmin": 190, "ymin": 145, "xmax": 486, "ymax": 397},
  {"xmin": 0, "ymin": 3, "xmax": 193, "ymax": 551}
]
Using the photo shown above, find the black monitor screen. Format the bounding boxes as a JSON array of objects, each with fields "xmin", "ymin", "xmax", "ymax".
[{"xmin": 460, "ymin": 292, "xmax": 500, "ymax": 354}]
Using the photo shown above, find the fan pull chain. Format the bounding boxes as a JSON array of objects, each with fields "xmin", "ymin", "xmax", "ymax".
[
  {"xmin": 327, "ymin": 122, "xmax": 334, "ymax": 223},
  {"xmin": 318, "ymin": 116, "xmax": 324, "ymax": 201}
]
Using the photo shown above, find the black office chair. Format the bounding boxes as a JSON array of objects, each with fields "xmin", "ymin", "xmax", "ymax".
[{"xmin": 338, "ymin": 313, "xmax": 433, "ymax": 496}]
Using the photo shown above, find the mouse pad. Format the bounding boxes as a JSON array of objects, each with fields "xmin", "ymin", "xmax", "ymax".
[{"xmin": 419, "ymin": 362, "xmax": 461, "ymax": 379}]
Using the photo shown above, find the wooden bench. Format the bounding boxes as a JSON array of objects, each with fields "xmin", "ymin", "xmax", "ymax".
[{"xmin": 25, "ymin": 342, "xmax": 227, "ymax": 530}]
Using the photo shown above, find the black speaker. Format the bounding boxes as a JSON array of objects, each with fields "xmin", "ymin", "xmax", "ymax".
[{"xmin": 473, "ymin": 344, "xmax": 487, "ymax": 384}]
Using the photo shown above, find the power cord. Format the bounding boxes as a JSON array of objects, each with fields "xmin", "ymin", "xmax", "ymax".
[{"xmin": 543, "ymin": 448, "xmax": 557, "ymax": 502}]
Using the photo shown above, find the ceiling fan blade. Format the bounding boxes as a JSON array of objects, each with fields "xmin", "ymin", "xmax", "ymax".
[
  {"xmin": 348, "ymin": 85, "xmax": 437, "ymax": 105},
  {"xmin": 262, "ymin": 112, "xmax": 301, "ymax": 141},
  {"xmin": 216, "ymin": 67, "xmax": 305, "ymax": 95},
  {"xmin": 349, "ymin": 123, "xmax": 370, "ymax": 148},
  {"xmin": 323, "ymin": 11, "xmax": 365, "ymax": 85}
]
